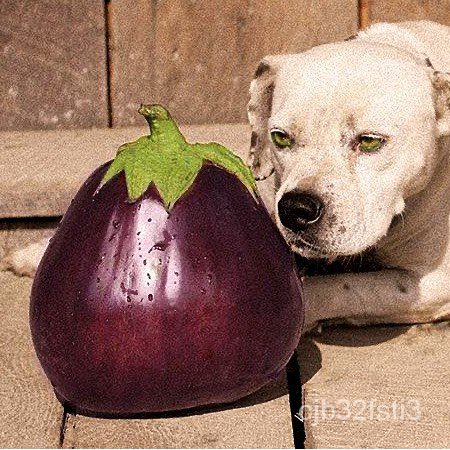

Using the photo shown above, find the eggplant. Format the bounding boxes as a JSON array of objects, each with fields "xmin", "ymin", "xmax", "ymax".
[{"xmin": 30, "ymin": 105, "xmax": 304, "ymax": 415}]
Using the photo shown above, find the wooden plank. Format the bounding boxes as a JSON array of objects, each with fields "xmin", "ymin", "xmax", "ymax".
[
  {"xmin": 244, "ymin": 0, "xmax": 358, "ymax": 55},
  {"xmin": 0, "ymin": 123, "xmax": 251, "ymax": 219},
  {"xmin": 370, "ymin": 0, "xmax": 450, "ymax": 25},
  {"xmin": 299, "ymin": 324, "xmax": 450, "ymax": 448},
  {"xmin": 62, "ymin": 373, "xmax": 294, "ymax": 448},
  {"xmin": 109, "ymin": 0, "xmax": 245, "ymax": 126},
  {"xmin": 150, "ymin": 0, "xmax": 246, "ymax": 125},
  {"xmin": 0, "ymin": 271, "xmax": 63, "ymax": 447},
  {"xmin": 107, "ymin": 0, "xmax": 155, "ymax": 127},
  {"xmin": 0, "ymin": 0, "xmax": 108, "ymax": 131},
  {"xmin": 109, "ymin": 0, "xmax": 358, "ymax": 126},
  {"xmin": 0, "ymin": 124, "xmax": 250, "ymax": 219}
]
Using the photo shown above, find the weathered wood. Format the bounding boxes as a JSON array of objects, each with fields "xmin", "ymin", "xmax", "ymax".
[
  {"xmin": 62, "ymin": 373, "xmax": 293, "ymax": 448},
  {"xmin": 107, "ymin": 0, "xmax": 155, "ymax": 127},
  {"xmin": 0, "ymin": 0, "xmax": 108, "ymax": 131},
  {"xmin": 0, "ymin": 123, "xmax": 251, "ymax": 219},
  {"xmin": 299, "ymin": 324, "xmax": 450, "ymax": 448},
  {"xmin": 370, "ymin": 0, "xmax": 450, "ymax": 25},
  {"xmin": 151, "ymin": 0, "xmax": 249, "ymax": 125},
  {"xmin": 108, "ymin": 0, "xmax": 358, "ymax": 126},
  {"xmin": 0, "ymin": 271, "xmax": 63, "ymax": 447},
  {"xmin": 1, "ymin": 267, "xmax": 449, "ymax": 448},
  {"xmin": 243, "ymin": 0, "xmax": 358, "ymax": 55}
]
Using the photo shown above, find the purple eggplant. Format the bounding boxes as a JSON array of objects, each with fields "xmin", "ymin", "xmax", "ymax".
[{"xmin": 30, "ymin": 105, "xmax": 304, "ymax": 415}]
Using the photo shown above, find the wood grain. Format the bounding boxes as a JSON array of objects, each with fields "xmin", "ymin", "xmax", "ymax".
[
  {"xmin": 109, "ymin": 0, "xmax": 358, "ymax": 126},
  {"xmin": 299, "ymin": 324, "xmax": 450, "ymax": 448},
  {"xmin": 107, "ymin": 0, "xmax": 155, "ymax": 126},
  {"xmin": 0, "ymin": 271, "xmax": 63, "ymax": 447},
  {"xmin": 0, "ymin": 0, "xmax": 108, "ymax": 131},
  {"xmin": 0, "ymin": 123, "xmax": 250, "ymax": 218},
  {"xmin": 62, "ymin": 372, "xmax": 294, "ymax": 448},
  {"xmin": 370, "ymin": 0, "xmax": 450, "ymax": 25}
]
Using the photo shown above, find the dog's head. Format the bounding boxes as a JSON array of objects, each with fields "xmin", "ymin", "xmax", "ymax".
[{"xmin": 248, "ymin": 30, "xmax": 450, "ymax": 260}]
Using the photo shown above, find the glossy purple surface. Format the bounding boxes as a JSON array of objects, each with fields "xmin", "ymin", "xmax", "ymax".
[{"xmin": 30, "ymin": 162, "xmax": 304, "ymax": 415}]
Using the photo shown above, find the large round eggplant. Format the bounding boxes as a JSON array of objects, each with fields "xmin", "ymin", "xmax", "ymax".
[{"xmin": 30, "ymin": 105, "xmax": 304, "ymax": 415}]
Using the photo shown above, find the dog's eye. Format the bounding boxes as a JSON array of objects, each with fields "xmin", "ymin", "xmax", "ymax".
[
  {"xmin": 270, "ymin": 129, "xmax": 293, "ymax": 149},
  {"xmin": 357, "ymin": 134, "xmax": 386, "ymax": 153}
]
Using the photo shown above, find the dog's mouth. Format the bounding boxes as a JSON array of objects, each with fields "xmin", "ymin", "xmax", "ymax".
[
  {"xmin": 292, "ymin": 235, "xmax": 321, "ymax": 251},
  {"xmin": 289, "ymin": 234, "xmax": 334, "ymax": 259}
]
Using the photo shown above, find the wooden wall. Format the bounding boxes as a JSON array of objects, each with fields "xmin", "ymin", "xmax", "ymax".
[
  {"xmin": 1, "ymin": 0, "xmax": 449, "ymax": 131},
  {"xmin": 0, "ymin": 1, "xmax": 109, "ymax": 130}
]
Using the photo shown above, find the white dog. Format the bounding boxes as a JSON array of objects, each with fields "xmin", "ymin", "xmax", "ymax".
[
  {"xmin": 248, "ymin": 20, "xmax": 450, "ymax": 330},
  {"xmin": 5, "ymin": 21, "xmax": 450, "ymax": 333}
]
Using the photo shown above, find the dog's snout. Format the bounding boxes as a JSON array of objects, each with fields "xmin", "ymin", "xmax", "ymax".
[{"xmin": 278, "ymin": 190, "xmax": 324, "ymax": 232}]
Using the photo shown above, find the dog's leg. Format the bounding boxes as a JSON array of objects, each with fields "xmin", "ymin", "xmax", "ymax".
[{"xmin": 302, "ymin": 268, "xmax": 450, "ymax": 330}]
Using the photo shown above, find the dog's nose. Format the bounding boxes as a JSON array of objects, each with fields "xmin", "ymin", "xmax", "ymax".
[{"xmin": 278, "ymin": 190, "xmax": 324, "ymax": 232}]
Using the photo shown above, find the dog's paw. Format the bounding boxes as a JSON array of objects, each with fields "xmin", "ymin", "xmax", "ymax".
[{"xmin": 2, "ymin": 237, "xmax": 50, "ymax": 278}]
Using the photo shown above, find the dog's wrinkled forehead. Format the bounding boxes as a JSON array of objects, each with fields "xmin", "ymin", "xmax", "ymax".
[{"xmin": 271, "ymin": 41, "xmax": 434, "ymax": 126}]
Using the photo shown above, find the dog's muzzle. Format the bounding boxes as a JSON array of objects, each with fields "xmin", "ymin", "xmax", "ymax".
[{"xmin": 277, "ymin": 190, "xmax": 324, "ymax": 233}]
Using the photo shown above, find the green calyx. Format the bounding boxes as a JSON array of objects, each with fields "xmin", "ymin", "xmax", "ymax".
[{"xmin": 101, "ymin": 104, "xmax": 257, "ymax": 209}]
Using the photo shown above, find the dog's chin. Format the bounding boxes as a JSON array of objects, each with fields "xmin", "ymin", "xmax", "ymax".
[
  {"xmin": 278, "ymin": 226, "xmax": 333, "ymax": 260},
  {"xmin": 290, "ymin": 243, "xmax": 325, "ymax": 258},
  {"xmin": 287, "ymin": 235, "xmax": 338, "ymax": 261},
  {"xmin": 283, "ymin": 228, "xmax": 373, "ymax": 261},
  {"xmin": 279, "ymin": 217, "xmax": 390, "ymax": 260}
]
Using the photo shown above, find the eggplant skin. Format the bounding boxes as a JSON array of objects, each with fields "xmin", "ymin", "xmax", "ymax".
[{"xmin": 30, "ymin": 162, "xmax": 304, "ymax": 415}]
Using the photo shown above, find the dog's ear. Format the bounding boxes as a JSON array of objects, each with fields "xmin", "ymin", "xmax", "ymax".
[
  {"xmin": 431, "ymin": 70, "xmax": 450, "ymax": 137},
  {"xmin": 247, "ymin": 57, "xmax": 280, "ymax": 180}
]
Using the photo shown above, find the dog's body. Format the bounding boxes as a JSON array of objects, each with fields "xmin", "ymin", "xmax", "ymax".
[
  {"xmin": 248, "ymin": 20, "xmax": 450, "ymax": 330},
  {"xmin": 5, "ymin": 21, "xmax": 450, "ymax": 333}
]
